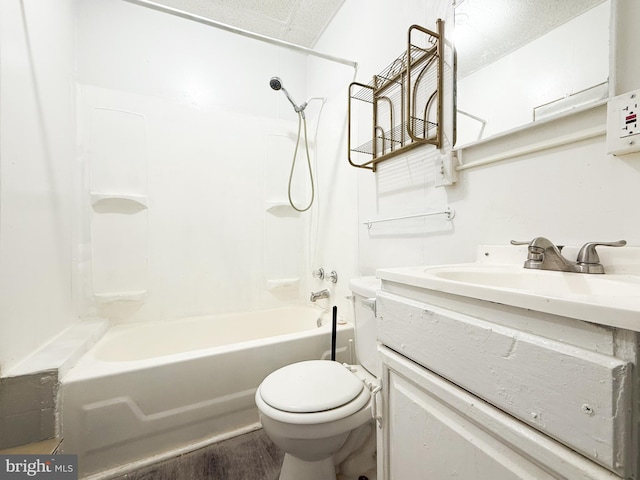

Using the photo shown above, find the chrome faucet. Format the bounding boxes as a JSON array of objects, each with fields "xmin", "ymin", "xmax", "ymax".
[
  {"xmin": 310, "ymin": 289, "xmax": 330, "ymax": 302},
  {"xmin": 511, "ymin": 238, "xmax": 626, "ymax": 274}
]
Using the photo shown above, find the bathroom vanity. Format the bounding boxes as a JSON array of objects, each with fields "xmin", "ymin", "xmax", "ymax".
[{"xmin": 375, "ymin": 245, "xmax": 640, "ymax": 479}]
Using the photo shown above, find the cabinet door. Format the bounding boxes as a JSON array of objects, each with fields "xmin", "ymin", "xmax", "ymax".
[
  {"xmin": 377, "ymin": 291, "xmax": 631, "ymax": 476},
  {"xmin": 380, "ymin": 346, "xmax": 619, "ymax": 480}
]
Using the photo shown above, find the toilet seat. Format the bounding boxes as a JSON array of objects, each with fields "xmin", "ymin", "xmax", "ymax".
[
  {"xmin": 256, "ymin": 361, "xmax": 373, "ymax": 425},
  {"xmin": 260, "ymin": 360, "xmax": 364, "ymax": 413}
]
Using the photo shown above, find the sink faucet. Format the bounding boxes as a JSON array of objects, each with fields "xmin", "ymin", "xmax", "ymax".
[
  {"xmin": 511, "ymin": 238, "xmax": 626, "ymax": 274},
  {"xmin": 310, "ymin": 289, "xmax": 330, "ymax": 302}
]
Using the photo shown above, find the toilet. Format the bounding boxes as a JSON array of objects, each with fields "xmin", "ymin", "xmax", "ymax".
[{"xmin": 255, "ymin": 277, "xmax": 381, "ymax": 480}]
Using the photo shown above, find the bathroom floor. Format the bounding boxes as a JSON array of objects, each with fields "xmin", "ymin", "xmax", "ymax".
[{"xmin": 110, "ymin": 429, "xmax": 284, "ymax": 480}]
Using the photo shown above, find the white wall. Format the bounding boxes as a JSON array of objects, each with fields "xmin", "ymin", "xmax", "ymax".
[
  {"xmin": 312, "ymin": 0, "xmax": 454, "ymax": 279},
  {"xmin": 0, "ymin": 0, "xmax": 77, "ymax": 373},
  {"xmin": 314, "ymin": 0, "xmax": 640, "ymax": 277},
  {"xmin": 303, "ymin": 56, "xmax": 360, "ymax": 321}
]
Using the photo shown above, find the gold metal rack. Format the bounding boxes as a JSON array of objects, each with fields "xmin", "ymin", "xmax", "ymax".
[{"xmin": 348, "ymin": 21, "xmax": 444, "ymax": 171}]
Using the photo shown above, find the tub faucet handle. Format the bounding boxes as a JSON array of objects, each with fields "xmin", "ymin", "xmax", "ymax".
[{"xmin": 312, "ymin": 268, "xmax": 325, "ymax": 280}]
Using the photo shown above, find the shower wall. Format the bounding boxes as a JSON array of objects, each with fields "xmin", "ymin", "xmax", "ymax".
[
  {"xmin": 0, "ymin": 0, "xmax": 77, "ymax": 373},
  {"xmin": 75, "ymin": 0, "xmax": 315, "ymax": 323}
]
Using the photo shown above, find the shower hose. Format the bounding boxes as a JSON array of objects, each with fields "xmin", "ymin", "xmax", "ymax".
[{"xmin": 288, "ymin": 111, "xmax": 314, "ymax": 212}]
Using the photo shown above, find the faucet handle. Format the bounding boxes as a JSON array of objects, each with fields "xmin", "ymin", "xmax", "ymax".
[
  {"xmin": 511, "ymin": 238, "xmax": 564, "ymax": 251},
  {"xmin": 576, "ymin": 240, "xmax": 627, "ymax": 264},
  {"xmin": 312, "ymin": 268, "xmax": 325, "ymax": 280}
]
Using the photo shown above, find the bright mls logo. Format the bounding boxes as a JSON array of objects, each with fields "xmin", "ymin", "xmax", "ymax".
[{"xmin": 0, "ymin": 455, "xmax": 77, "ymax": 479}]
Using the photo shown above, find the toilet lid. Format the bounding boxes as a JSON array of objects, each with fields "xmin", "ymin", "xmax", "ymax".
[{"xmin": 260, "ymin": 360, "xmax": 364, "ymax": 413}]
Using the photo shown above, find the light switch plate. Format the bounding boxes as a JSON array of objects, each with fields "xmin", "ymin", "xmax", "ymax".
[{"xmin": 435, "ymin": 152, "xmax": 457, "ymax": 186}]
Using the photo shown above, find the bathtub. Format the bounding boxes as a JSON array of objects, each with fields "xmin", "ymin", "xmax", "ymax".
[{"xmin": 60, "ymin": 305, "xmax": 354, "ymax": 478}]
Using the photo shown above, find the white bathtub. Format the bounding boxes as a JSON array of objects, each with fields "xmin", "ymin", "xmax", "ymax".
[{"xmin": 60, "ymin": 305, "xmax": 354, "ymax": 478}]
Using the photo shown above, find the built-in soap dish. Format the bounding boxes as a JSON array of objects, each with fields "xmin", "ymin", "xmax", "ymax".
[
  {"xmin": 93, "ymin": 290, "xmax": 147, "ymax": 303},
  {"xmin": 91, "ymin": 193, "xmax": 148, "ymax": 213},
  {"xmin": 265, "ymin": 202, "xmax": 299, "ymax": 217},
  {"xmin": 266, "ymin": 278, "xmax": 300, "ymax": 290}
]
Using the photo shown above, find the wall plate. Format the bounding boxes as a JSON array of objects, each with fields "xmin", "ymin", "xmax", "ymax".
[
  {"xmin": 435, "ymin": 152, "xmax": 458, "ymax": 186},
  {"xmin": 606, "ymin": 89, "xmax": 640, "ymax": 156}
]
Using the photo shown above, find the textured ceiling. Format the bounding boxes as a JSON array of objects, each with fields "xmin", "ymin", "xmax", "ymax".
[
  {"xmin": 142, "ymin": 0, "xmax": 607, "ymax": 72},
  {"xmin": 150, "ymin": 0, "xmax": 345, "ymax": 47}
]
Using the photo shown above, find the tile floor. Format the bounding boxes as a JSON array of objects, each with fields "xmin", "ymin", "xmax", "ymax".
[{"xmin": 110, "ymin": 429, "xmax": 283, "ymax": 480}]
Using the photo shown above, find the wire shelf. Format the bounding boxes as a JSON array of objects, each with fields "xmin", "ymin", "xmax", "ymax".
[
  {"xmin": 352, "ymin": 118, "xmax": 438, "ymax": 156},
  {"xmin": 348, "ymin": 21, "xmax": 444, "ymax": 171}
]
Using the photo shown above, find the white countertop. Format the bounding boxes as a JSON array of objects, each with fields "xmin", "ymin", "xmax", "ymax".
[{"xmin": 377, "ymin": 245, "xmax": 640, "ymax": 332}]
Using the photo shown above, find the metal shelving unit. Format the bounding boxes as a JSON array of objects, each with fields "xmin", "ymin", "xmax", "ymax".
[{"xmin": 348, "ymin": 21, "xmax": 444, "ymax": 171}]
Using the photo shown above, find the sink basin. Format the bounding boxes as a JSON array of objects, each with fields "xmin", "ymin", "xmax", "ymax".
[
  {"xmin": 429, "ymin": 264, "xmax": 640, "ymax": 297},
  {"xmin": 377, "ymin": 262, "xmax": 640, "ymax": 332}
]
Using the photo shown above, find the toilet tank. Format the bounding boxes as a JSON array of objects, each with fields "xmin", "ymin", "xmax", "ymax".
[{"xmin": 349, "ymin": 276, "xmax": 382, "ymax": 378}]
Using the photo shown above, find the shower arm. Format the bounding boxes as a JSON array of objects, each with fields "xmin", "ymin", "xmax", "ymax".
[{"xmin": 281, "ymin": 87, "xmax": 307, "ymax": 116}]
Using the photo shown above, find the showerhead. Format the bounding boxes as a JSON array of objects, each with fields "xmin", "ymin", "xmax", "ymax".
[
  {"xmin": 269, "ymin": 76, "xmax": 306, "ymax": 117},
  {"xmin": 269, "ymin": 76, "xmax": 283, "ymax": 91}
]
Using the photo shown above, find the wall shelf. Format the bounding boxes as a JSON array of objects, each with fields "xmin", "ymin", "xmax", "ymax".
[
  {"xmin": 265, "ymin": 202, "xmax": 300, "ymax": 217},
  {"xmin": 348, "ymin": 21, "xmax": 444, "ymax": 171},
  {"xmin": 93, "ymin": 290, "xmax": 147, "ymax": 303},
  {"xmin": 266, "ymin": 278, "xmax": 300, "ymax": 290},
  {"xmin": 90, "ymin": 193, "xmax": 148, "ymax": 213}
]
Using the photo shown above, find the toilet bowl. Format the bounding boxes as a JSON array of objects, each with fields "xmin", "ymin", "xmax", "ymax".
[{"xmin": 255, "ymin": 277, "xmax": 381, "ymax": 480}]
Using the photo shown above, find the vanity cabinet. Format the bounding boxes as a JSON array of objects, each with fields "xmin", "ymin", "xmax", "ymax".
[{"xmin": 376, "ymin": 284, "xmax": 639, "ymax": 480}]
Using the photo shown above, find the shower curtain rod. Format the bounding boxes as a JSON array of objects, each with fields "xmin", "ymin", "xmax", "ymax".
[{"xmin": 123, "ymin": 0, "xmax": 359, "ymax": 69}]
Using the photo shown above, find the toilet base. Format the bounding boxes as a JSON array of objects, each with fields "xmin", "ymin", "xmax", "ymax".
[{"xmin": 279, "ymin": 453, "xmax": 336, "ymax": 480}]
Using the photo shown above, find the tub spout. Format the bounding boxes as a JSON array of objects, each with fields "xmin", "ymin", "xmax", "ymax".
[{"xmin": 310, "ymin": 289, "xmax": 330, "ymax": 302}]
